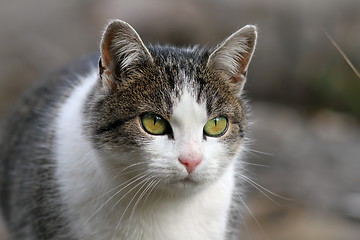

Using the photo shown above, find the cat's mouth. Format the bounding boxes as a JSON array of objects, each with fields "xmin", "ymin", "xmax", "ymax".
[
  {"xmin": 164, "ymin": 171, "xmax": 211, "ymax": 190},
  {"xmin": 177, "ymin": 174, "xmax": 207, "ymax": 186},
  {"xmin": 181, "ymin": 176, "xmax": 196, "ymax": 184},
  {"xmin": 167, "ymin": 175, "xmax": 199, "ymax": 186}
]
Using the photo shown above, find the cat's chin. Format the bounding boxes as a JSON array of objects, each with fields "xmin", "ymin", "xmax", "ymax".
[
  {"xmin": 157, "ymin": 174, "xmax": 213, "ymax": 195},
  {"xmin": 173, "ymin": 176, "xmax": 202, "ymax": 187}
]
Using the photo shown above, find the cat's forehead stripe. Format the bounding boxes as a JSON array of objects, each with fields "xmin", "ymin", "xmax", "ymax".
[
  {"xmin": 171, "ymin": 87, "xmax": 208, "ymax": 142},
  {"xmin": 171, "ymin": 87, "xmax": 207, "ymax": 123}
]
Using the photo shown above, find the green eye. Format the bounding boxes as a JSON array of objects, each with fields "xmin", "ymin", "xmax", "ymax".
[
  {"xmin": 141, "ymin": 113, "xmax": 170, "ymax": 135},
  {"xmin": 203, "ymin": 116, "xmax": 228, "ymax": 137}
]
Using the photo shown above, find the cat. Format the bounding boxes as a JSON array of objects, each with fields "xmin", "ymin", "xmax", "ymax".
[{"xmin": 0, "ymin": 19, "xmax": 257, "ymax": 240}]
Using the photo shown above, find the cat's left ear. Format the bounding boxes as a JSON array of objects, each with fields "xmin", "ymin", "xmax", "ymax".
[{"xmin": 207, "ymin": 25, "xmax": 257, "ymax": 94}]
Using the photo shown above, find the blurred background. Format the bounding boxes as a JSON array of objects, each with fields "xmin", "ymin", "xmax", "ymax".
[{"xmin": 0, "ymin": 0, "xmax": 360, "ymax": 239}]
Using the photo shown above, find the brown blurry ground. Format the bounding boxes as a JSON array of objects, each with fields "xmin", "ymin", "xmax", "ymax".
[{"xmin": 1, "ymin": 0, "xmax": 360, "ymax": 239}]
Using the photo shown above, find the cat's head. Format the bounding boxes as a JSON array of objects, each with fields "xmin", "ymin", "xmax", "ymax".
[{"xmin": 86, "ymin": 20, "xmax": 257, "ymax": 194}]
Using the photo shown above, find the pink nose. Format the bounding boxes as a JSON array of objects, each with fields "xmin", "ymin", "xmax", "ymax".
[{"xmin": 178, "ymin": 157, "xmax": 202, "ymax": 173}]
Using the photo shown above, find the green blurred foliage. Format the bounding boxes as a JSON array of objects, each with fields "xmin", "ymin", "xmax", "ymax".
[{"xmin": 312, "ymin": 56, "xmax": 360, "ymax": 118}]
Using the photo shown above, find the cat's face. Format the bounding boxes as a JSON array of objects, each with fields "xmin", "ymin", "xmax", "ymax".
[{"xmin": 86, "ymin": 20, "xmax": 257, "ymax": 193}]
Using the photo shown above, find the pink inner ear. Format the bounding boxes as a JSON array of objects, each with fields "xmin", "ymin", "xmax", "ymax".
[
  {"xmin": 228, "ymin": 54, "xmax": 250, "ymax": 84},
  {"xmin": 229, "ymin": 71, "xmax": 246, "ymax": 84},
  {"xmin": 229, "ymin": 75, "xmax": 241, "ymax": 84},
  {"xmin": 100, "ymin": 36, "xmax": 113, "ymax": 68}
]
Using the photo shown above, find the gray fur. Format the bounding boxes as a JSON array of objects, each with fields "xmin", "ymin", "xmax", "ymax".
[
  {"xmin": 0, "ymin": 54, "xmax": 98, "ymax": 240},
  {"xmin": 0, "ymin": 20, "xmax": 257, "ymax": 239}
]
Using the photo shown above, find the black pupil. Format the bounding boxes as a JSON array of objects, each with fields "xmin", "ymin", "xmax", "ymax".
[{"xmin": 154, "ymin": 116, "xmax": 161, "ymax": 125}]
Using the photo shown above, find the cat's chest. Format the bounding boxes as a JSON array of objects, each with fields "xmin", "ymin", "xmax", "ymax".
[{"xmin": 115, "ymin": 174, "xmax": 235, "ymax": 240}]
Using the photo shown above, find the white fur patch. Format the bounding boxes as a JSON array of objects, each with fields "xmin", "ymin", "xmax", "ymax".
[
  {"xmin": 54, "ymin": 72, "xmax": 111, "ymax": 238},
  {"xmin": 171, "ymin": 90, "xmax": 207, "ymax": 159}
]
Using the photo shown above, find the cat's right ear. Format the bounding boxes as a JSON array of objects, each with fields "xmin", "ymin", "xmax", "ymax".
[
  {"xmin": 99, "ymin": 20, "xmax": 153, "ymax": 90},
  {"xmin": 207, "ymin": 25, "xmax": 257, "ymax": 95}
]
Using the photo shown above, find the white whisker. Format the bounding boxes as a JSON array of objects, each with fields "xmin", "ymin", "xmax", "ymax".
[
  {"xmin": 236, "ymin": 173, "xmax": 291, "ymax": 205},
  {"xmin": 235, "ymin": 192, "xmax": 264, "ymax": 235},
  {"xmin": 240, "ymin": 161, "xmax": 270, "ymax": 168},
  {"xmin": 111, "ymin": 175, "xmax": 154, "ymax": 240},
  {"xmin": 98, "ymin": 170, "xmax": 149, "ymax": 201},
  {"xmin": 84, "ymin": 171, "xmax": 152, "ymax": 226},
  {"xmin": 140, "ymin": 179, "xmax": 161, "ymax": 211},
  {"xmin": 129, "ymin": 178, "xmax": 158, "ymax": 219},
  {"xmin": 246, "ymin": 148, "xmax": 273, "ymax": 156},
  {"xmin": 112, "ymin": 161, "xmax": 148, "ymax": 180},
  {"xmin": 110, "ymin": 172, "xmax": 152, "ymax": 211},
  {"xmin": 120, "ymin": 177, "xmax": 153, "ymax": 221}
]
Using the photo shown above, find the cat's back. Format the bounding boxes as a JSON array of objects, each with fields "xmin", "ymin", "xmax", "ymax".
[{"xmin": 0, "ymin": 54, "xmax": 98, "ymax": 239}]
